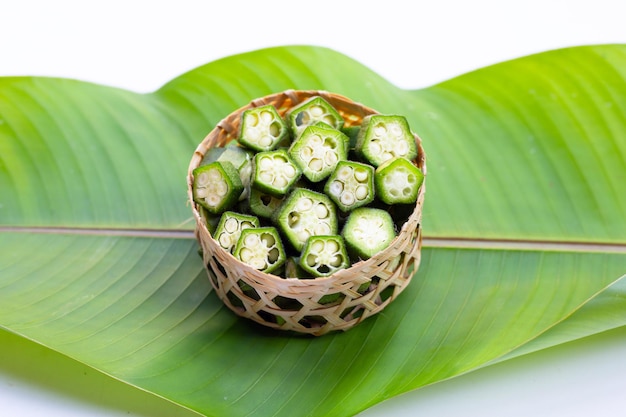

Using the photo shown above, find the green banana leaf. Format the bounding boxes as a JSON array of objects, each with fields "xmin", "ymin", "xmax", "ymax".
[{"xmin": 1, "ymin": 45, "xmax": 625, "ymax": 417}]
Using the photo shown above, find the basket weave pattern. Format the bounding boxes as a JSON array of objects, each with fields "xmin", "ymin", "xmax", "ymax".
[{"xmin": 187, "ymin": 90, "xmax": 426, "ymax": 336}]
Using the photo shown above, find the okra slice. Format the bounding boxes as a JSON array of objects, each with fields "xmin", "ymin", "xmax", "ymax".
[
  {"xmin": 239, "ymin": 105, "xmax": 289, "ymax": 152},
  {"xmin": 192, "ymin": 161, "xmax": 243, "ymax": 214},
  {"xmin": 248, "ymin": 187, "xmax": 285, "ymax": 219},
  {"xmin": 324, "ymin": 160, "xmax": 375, "ymax": 212},
  {"xmin": 299, "ymin": 235, "xmax": 349, "ymax": 277},
  {"xmin": 275, "ymin": 188, "xmax": 338, "ymax": 251},
  {"xmin": 200, "ymin": 141, "xmax": 253, "ymax": 170},
  {"xmin": 233, "ymin": 227, "xmax": 286, "ymax": 274},
  {"xmin": 374, "ymin": 157, "xmax": 424, "ymax": 205},
  {"xmin": 213, "ymin": 211, "xmax": 260, "ymax": 253},
  {"xmin": 252, "ymin": 149, "xmax": 301, "ymax": 196},
  {"xmin": 287, "ymin": 96, "xmax": 344, "ymax": 137},
  {"xmin": 355, "ymin": 115, "xmax": 418, "ymax": 167},
  {"xmin": 288, "ymin": 125, "xmax": 348, "ymax": 182},
  {"xmin": 341, "ymin": 207, "xmax": 396, "ymax": 260}
]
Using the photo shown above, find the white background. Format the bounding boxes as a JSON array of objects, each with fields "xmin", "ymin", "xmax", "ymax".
[{"xmin": 2, "ymin": 1, "xmax": 625, "ymax": 416}]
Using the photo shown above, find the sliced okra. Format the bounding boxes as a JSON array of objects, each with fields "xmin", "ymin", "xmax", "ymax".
[
  {"xmin": 299, "ymin": 235, "xmax": 349, "ymax": 277},
  {"xmin": 238, "ymin": 105, "xmax": 289, "ymax": 152},
  {"xmin": 355, "ymin": 115, "xmax": 418, "ymax": 167},
  {"xmin": 341, "ymin": 207, "xmax": 396, "ymax": 260},
  {"xmin": 192, "ymin": 161, "xmax": 243, "ymax": 214},
  {"xmin": 201, "ymin": 141, "xmax": 253, "ymax": 170},
  {"xmin": 248, "ymin": 187, "xmax": 285, "ymax": 219},
  {"xmin": 374, "ymin": 157, "xmax": 424, "ymax": 205},
  {"xmin": 213, "ymin": 211, "xmax": 260, "ymax": 253},
  {"xmin": 252, "ymin": 149, "xmax": 301, "ymax": 196},
  {"xmin": 324, "ymin": 160, "xmax": 375, "ymax": 212},
  {"xmin": 233, "ymin": 227, "xmax": 286, "ymax": 274},
  {"xmin": 275, "ymin": 188, "xmax": 338, "ymax": 251},
  {"xmin": 287, "ymin": 96, "xmax": 344, "ymax": 137},
  {"xmin": 288, "ymin": 125, "xmax": 348, "ymax": 182}
]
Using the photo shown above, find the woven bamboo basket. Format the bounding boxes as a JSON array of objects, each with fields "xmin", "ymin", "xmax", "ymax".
[{"xmin": 187, "ymin": 90, "xmax": 426, "ymax": 336}]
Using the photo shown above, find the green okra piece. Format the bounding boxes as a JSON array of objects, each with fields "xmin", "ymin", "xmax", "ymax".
[
  {"xmin": 248, "ymin": 187, "xmax": 285, "ymax": 219},
  {"xmin": 287, "ymin": 96, "xmax": 344, "ymax": 137},
  {"xmin": 341, "ymin": 207, "xmax": 397, "ymax": 260},
  {"xmin": 213, "ymin": 211, "xmax": 260, "ymax": 253},
  {"xmin": 192, "ymin": 161, "xmax": 243, "ymax": 214},
  {"xmin": 233, "ymin": 227, "xmax": 286, "ymax": 274},
  {"xmin": 288, "ymin": 124, "xmax": 348, "ymax": 183},
  {"xmin": 201, "ymin": 141, "xmax": 253, "ymax": 170},
  {"xmin": 238, "ymin": 105, "xmax": 289, "ymax": 152},
  {"xmin": 252, "ymin": 149, "xmax": 301, "ymax": 196},
  {"xmin": 299, "ymin": 235, "xmax": 349, "ymax": 277},
  {"xmin": 341, "ymin": 125, "xmax": 360, "ymax": 150},
  {"xmin": 324, "ymin": 160, "xmax": 375, "ymax": 212},
  {"xmin": 355, "ymin": 115, "xmax": 418, "ymax": 167},
  {"xmin": 374, "ymin": 157, "xmax": 424, "ymax": 205},
  {"xmin": 275, "ymin": 188, "xmax": 338, "ymax": 252}
]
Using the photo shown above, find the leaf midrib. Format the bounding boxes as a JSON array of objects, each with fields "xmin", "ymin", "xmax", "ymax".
[{"xmin": 3, "ymin": 226, "xmax": 625, "ymax": 254}]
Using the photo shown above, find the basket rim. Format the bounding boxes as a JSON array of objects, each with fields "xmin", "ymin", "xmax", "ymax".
[{"xmin": 187, "ymin": 89, "xmax": 426, "ymax": 286}]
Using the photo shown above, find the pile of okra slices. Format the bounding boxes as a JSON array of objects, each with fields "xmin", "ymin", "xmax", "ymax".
[{"xmin": 192, "ymin": 96, "xmax": 424, "ymax": 278}]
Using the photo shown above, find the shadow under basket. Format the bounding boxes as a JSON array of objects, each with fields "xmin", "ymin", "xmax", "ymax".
[{"xmin": 187, "ymin": 90, "xmax": 427, "ymax": 336}]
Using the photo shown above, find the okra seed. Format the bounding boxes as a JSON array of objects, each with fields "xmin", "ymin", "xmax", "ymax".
[
  {"xmin": 219, "ymin": 234, "xmax": 232, "ymax": 248},
  {"xmin": 196, "ymin": 172, "xmax": 211, "ymax": 186},
  {"xmin": 328, "ymin": 181, "xmax": 343, "ymax": 196},
  {"xmin": 306, "ymin": 253, "xmax": 317, "ymax": 267},
  {"xmin": 288, "ymin": 212, "xmax": 300, "ymax": 227},
  {"xmin": 244, "ymin": 234, "xmax": 258, "ymax": 247},
  {"xmin": 311, "ymin": 240, "xmax": 325, "ymax": 253},
  {"xmin": 315, "ymin": 203, "xmax": 329, "ymax": 219},
  {"xmin": 337, "ymin": 166, "xmax": 352, "ymax": 181},
  {"xmin": 297, "ymin": 198, "xmax": 313, "ymax": 211},
  {"xmin": 340, "ymin": 192, "xmax": 355, "ymax": 206},
  {"xmin": 259, "ymin": 172, "xmax": 273, "ymax": 183},
  {"xmin": 215, "ymin": 181, "xmax": 228, "ymax": 196},
  {"xmin": 301, "ymin": 146, "xmax": 313, "ymax": 158},
  {"xmin": 309, "ymin": 158, "xmax": 323, "ymax": 171},
  {"xmin": 374, "ymin": 124, "xmax": 387, "ymax": 136},
  {"xmin": 315, "ymin": 224, "xmax": 331, "ymax": 234},
  {"xmin": 354, "ymin": 168, "xmax": 368, "ymax": 182},
  {"xmin": 245, "ymin": 113, "xmax": 258, "ymax": 126},
  {"xmin": 284, "ymin": 165, "xmax": 297, "ymax": 178},
  {"xmin": 275, "ymin": 176, "xmax": 288, "ymax": 187},
  {"xmin": 195, "ymin": 188, "xmax": 209, "ymax": 198},
  {"xmin": 326, "ymin": 240, "xmax": 339, "ymax": 253},
  {"xmin": 310, "ymin": 135, "xmax": 323, "ymax": 147},
  {"xmin": 224, "ymin": 218, "xmax": 239, "ymax": 233},
  {"xmin": 324, "ymin": 150, "xmax": 338, "ymax": 165},
  {"xmin": 259, "ymin": 136, "xmax": 272, "ymax": 147},
  {"xmin": 310, "ymin": 106, "xmax": 324, "ymax": 117},
  {"xmin": 260, "ymin": 110, "xmax": 273, "ymax": 123},
  {"xmin": 355, "ymin": 185, "xmax": 368, "ymax": 200},
  {"xmin": 369, "ymin": 141, "xmax": 382, "ymax": 155}
]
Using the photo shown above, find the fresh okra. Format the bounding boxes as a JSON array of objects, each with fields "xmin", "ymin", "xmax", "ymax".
[
  {"xmin": 213, "ymin": 211, "xmax": 260, "ymax": 253},
  {"xmin": 289, "ymin": 124, "xmax": 348, "ymax": 182},
  {"xmin": 233, "ymin": 227, "xmax": 286, "ymax": 274},
  {"xmin": 324, "ymin": 160, "xmax": 375, "ymax": 212},
  {"xmin": 355, "ymin": 115, "xmax": 417, "ymax": 167},
  {"xmin": 342, "ymin": 207, "xmax": 397, "ymax": 260},
  {"xmin": 248, "ymin": 187, "xmax": 285, "ymax": 219},
  {"xmin": 287, "ymin": 96, "xmax": 344, "ymax": 137},
  {"xmin": 252, "ymin": 149, "xmax": 301, "ymax": 196},
  {"xmin": 299, "ymin": 235, "xmax": 349, "ymax": 277},
  {"xmin": 239, "ymin": 105, "xmax": 289, "ymax": 152},
  {"xmin": 275, "ymin": 188, "xmax": 338, "ymax": 251},
  {"xmin": 374, "ymin": 157, "xmax": 424, "ymax": 205},
  {"xmin": 193, "ymin": 161, "xmax": 243, "ymax": 214}
]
